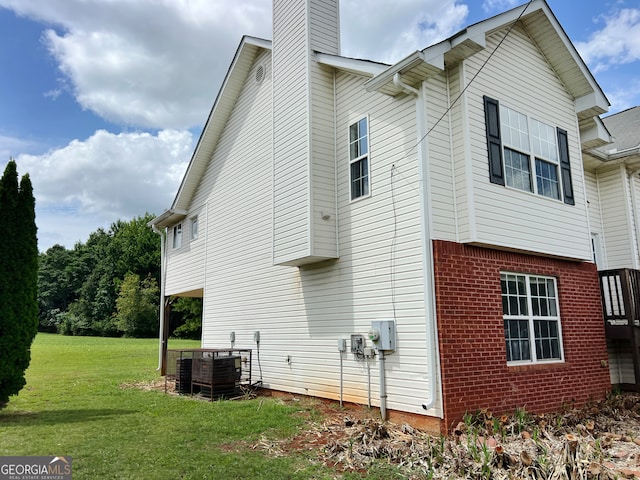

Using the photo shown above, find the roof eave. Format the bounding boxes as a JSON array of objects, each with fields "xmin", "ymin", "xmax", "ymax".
[
  {"xmin": 580, "ymin": 116, "xmax": 613, "ymax": 151},
  {"xmin": 149, "ymin": 209, "xmax": 188, "ymax": 229},
  {"xmin": 364, "ymin": 42, "xmax": 450, "ymax": 96},
  {"xmin": 315, "ymin": 52, "xmax": 388, "ymax": 77}
]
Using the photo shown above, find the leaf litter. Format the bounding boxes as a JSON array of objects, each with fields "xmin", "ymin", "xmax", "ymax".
[{"xmin": 257, "ymin": 392, "xmax": 640, "ymax": 479}]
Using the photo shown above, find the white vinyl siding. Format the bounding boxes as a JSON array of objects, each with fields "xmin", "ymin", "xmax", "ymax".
[
  {"xmin": 308, "ymin": 0, "xmax": 339, "ymax": 53},
  {"xmin": 596, "ymin": 164, "xmax": 637, "ymax": 269},
  {"xmin": 272, "ymin": 0, "xmax": 310, "ymax": 264},
  {"xmin": 164, "ymin": 210, "xmax": 206, "ymax": 297},
  {"xmin": 584, "ymin": 170, "xmax": 609, "ymax": 268},
  {"xmin": 272, "ymin": 0, "xmax": 338, "ymax": 265},
  {"xmin": 164, "ymin": 236, "xmax": 205, "ymax": 297},
  {"xmin": 193, "ymin": 64, "xmax": 439, "ymax": 417},
  {"xmin": 425, "ymin": 71, "xmax": 458, "ymax": 242},
  {"xmin": 309, "ymin": 54, "xmax": 339, "ymax": 259},
  {"xmin": 461, "ymin": 23, "xmax": 590, "ymax": 260}
]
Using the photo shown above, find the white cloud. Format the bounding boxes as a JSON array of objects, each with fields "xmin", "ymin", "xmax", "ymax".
[
  {"xmin": 0, "ymin": 0, "xmax": 470, "ymax": 126},
  {"xmin": 575, "ymin": 8, "xmax": 640, "ymax": 73},
  {"xmin": 14, "ymin": 129, "xmax": 193, "ymax": 250},
  {"xmin": 340, "ymin": 0, "xmax": 469, "ymax": 64},
  {"xmin": 0, "ymin": 0, "xmax": 472, "ymax": 251},
  {"xmin": 0, "ymin": 0, "xmax": 273, "ymax": 130},
  {"xmin": 481, "ymin": 0, "xmax": 519, "ymax": 14}
]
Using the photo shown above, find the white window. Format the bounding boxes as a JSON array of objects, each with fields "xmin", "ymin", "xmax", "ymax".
[
  {"xmin": 349, "ymin": 117, "xmax": 369, "ymax": 200},
  {"xmin": 484, "ymin": 96, "xmax": 574, "ymax": 205},
  {"xmin": 172, "ymin": 223, "xmax": 182, "ymax": 249},
  {"xmin": 190, "ymin": 216, "xmax": 198, "ymax": 241},
  {"xmin": 501, "ymin": 272, "xmax": 563, "ymax": 364},
  {"xmin": 501, "ymin": 105, "xmax": 560, "ymax": 200}
]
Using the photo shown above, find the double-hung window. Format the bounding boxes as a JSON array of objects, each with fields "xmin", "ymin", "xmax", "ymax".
[
  {"xmin": 349, "ymin": 117, "xmax": 370, "ymax": 200},
  {"xmin": 484, "ymin": 96, "xmax": 574, "ymax": 205},
  {"xmin": 501, "ymin": 272, "xmax": 563, "ymax": 364},
  {"xmin": 172, "ymin": 223, "xmax": 182, "ymax": 249},
  {"xmin": 190, "ymin": 216, "xmax": 198, "ymax": 241}
]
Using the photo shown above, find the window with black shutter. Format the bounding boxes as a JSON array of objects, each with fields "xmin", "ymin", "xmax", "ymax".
[{"xmin": 483, "ymin": 96, "xmax": 574, "ymax": 204}]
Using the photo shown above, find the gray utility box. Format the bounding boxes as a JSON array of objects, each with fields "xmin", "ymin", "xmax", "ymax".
[{"xmin": 371, "ymin": 320, "xmax": 396, "ymax": 351}]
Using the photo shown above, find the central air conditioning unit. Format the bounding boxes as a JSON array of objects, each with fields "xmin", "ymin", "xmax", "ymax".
[
  {"xmin": 191, "ymin": 352, "xmax": 242, "ymax": 398},
  {"xmin": 165, "ymin": 348, "xmax": 252, "ymax": 400}
]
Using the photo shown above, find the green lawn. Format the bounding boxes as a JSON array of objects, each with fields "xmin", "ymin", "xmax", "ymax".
[{"xmin": 0, "ymin": 334, "xmax": 351, "ymax": 479}]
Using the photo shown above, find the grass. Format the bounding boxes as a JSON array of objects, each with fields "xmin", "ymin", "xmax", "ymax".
[{"xmin": 0, "ymin": 334, "xmax": 355, "ymax": 479}]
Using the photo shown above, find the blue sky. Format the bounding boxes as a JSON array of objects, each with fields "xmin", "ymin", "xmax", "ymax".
[{"xmin": 0, "ymin": 0, "xmax": 638, "ymax": 251}]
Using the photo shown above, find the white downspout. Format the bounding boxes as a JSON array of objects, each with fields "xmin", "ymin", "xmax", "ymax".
[
  {"xmin": 152, "ymin": 225, "xmax": 167, "ymax": 371},
  {"xmin": 393, "ymin": 73, "xmax": 440, "ymax": 414}
]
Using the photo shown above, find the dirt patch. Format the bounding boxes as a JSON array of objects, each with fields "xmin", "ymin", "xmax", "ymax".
[{"xmin": 119, "ymin": 378, "xmax": 167, "ymax": 392}]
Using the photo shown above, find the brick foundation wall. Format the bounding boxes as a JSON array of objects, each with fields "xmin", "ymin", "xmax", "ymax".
[{"xmin": 433, "ymin": 240, "xmax": 610, "ymax": 431}]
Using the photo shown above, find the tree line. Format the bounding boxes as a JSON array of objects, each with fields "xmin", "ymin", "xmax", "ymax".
[{"xmin": 38, "ymin": 213, "xmax": 202, "ymax": 339}]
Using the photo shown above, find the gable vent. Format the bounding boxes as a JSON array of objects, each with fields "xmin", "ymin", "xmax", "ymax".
[{"xmin": 255, "ymin": 65, "xmax": 265, "ymax": 83}]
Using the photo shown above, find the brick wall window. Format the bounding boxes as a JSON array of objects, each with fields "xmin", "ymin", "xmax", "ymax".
[{"xmin": 501, "ymin": 272, "xmax": 563, "ymax": 364}]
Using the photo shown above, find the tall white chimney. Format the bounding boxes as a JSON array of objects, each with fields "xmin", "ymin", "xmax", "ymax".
[{"xmin": 272, "ymin": 0, "xmax": 339, "ymax": 266}]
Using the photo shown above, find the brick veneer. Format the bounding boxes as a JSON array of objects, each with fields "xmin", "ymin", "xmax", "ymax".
[{"xmin": 433, "ymin": 240, "xmax": 610, "ymax": 431}]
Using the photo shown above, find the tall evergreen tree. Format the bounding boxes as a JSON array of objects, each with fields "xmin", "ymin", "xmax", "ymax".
[{"xmin": 0, "ymin": 160, "xmax": 38, "ymax": 409}]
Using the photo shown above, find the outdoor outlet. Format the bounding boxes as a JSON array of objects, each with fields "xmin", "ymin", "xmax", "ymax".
[
  {"xmin": 337, "ymin": 338, "xmax": 347, "ymax": 352},
  {"xmin": 229, "ymin": 331, "xmax": 235, "ymax": 343},
  {"xmin": 254, "ymin": 331, "xmax": 260, "ymax": 344}
]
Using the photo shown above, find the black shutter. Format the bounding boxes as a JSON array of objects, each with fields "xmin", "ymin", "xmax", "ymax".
[
  {"xmin": 484, "ymin": 96, "xmax": 504, "ymax": 186},
  {"xmin": 557, "ymin": 128, "xmax": 574, "ymax": 205}
]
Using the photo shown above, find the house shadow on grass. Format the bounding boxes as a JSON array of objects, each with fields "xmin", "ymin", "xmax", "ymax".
[{"xmin": 0, "ymin": 408, "xmax": 136, "ymax": 427}]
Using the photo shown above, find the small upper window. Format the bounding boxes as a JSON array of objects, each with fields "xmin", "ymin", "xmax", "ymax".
[
  {"xmin": 172, "ymin": 223, "xmax": 182, "ymax": 249},
  {"xmin": 190, "ymin": 216, "xmax": 198, "ymax": 241},
  {"xmin": 484, "ymin": 96, "xmax": 574, "ymax": 205},
  {"xmin": 349, "ymin": 117, "xmax": 370, "ymax": 200}
]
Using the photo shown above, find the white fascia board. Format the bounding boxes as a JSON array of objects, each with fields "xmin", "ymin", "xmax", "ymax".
[
  {"xmin": 315, "ymin": 52, "xmax": 388, "ymax": 77},
  {"xmin": 364, "ymin": 0, "xmax": 538, "ymax": 94},
  {"xmin": 243, "ymin": 36, "xmax": 272, "ymax": 50},
  {"xmin": 149, "ymin": 209, "xmax": 188, "ymax": 229},
  {"xmin": 364, "ymin": 49, "xmax": 445, "ymax": 93},
  {"xmin": 575, "ymin": 92, "xmax": 610, "ymax": 118},
  {"xmin": 580, "ymin": 116, "xmax": 613, "ymax": 151}
]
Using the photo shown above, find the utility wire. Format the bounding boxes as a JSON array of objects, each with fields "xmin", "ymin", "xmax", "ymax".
[
  {"xmin": 405, "ymin": 0, "xmax": 534, "ymax": 160},
  {"xmin": 388, "ymin": 0, "xmax": 533, "ymax": 318}
]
